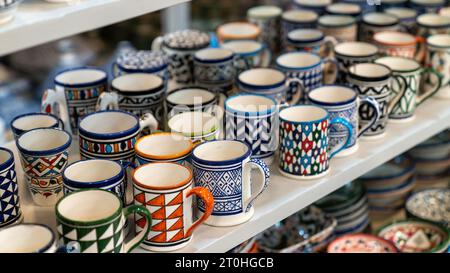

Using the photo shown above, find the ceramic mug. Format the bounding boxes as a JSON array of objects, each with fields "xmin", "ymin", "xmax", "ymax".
[
  {"xmin": 165, "ymin": 87, "xmax": 220, "ymax": 120},
  {"xmin": 56, "ymin": 189, "xmax": 151, "ymax": 253},
  {"xmin": 426, "ymin": 34, "xmax": 450, "ymax": 99},
  {"xmin": 410, "ymin": 0, "xmax": 446, "ymax": 15},
  {"xmin": 192, "ymin": 140, "xmax": 270, "ymax": 226},
  {"xmin": 375, "ymin": 56, "xmax": 442, "ymax": 121},
  {"xmin": 0, "ymin": 147, "xmax": 22, "ymax": 228},
  {"xmin": 10, "ymin": 112, "xmax": 62, "ymax": 141},
  {"xmin": 41, "ymin": 67, "xmax": 108, "ymax": 135},
  {"xmin": 384, "ymin": 7, "xmax": 418, "ymax": 34},
  {"xmin": 225, "ymin": 94, "xmax": 278, "ymax": 165},
  {"xmin": 276, "ymin": 52, "xmax": 338, "ymax": 102},
  {"xmin": 168, "ymin": 111, "xmax": 220, "ymax": 145},
  {"xmin": 286, "ymin": 29, "xmax": 338, "ymax": 58},
  {"xmin": 16, "ymin": 128, "xmax": 71, "ymax": 206},
  {"xmin": 237, "ymin": 68, "xmax": 302, "ymax": 105},
  {"xmin": 132, "ymin": 162, "xmax": 213, "ymax": 251},
  {"xmin": 360, "ymin": 12, "xmax": 400, "ymax": 42},
  {"xmin": 307, "ymin": 86, "xmax": 381, "ymax": 157},
  {"xmin": 417, "ymin": 13, "xmax": 450, "ymax": 38},
  {"xmin": 347, "ymin": 63, "xmax": 403, "ymax": 138},
  {"xmin": 216, "ymin": 22, "xmax": 261, "ymax": 42},
  {"xmin": 281, "ymin": 9, "xmax": 319, "ymax": 48},
  {"xmin": 334, "ymin": 42, "xmax": 379, "ymax": 85},
  {"xmin": 113, "ymin": 50, "xmax": 169, "ymax": 81},
  {"xmin": 151, "ymin": 30, "xmax": 210, "ymax": 84},
  {"xmin": 247, "ymin": 5, "xmax": 282, "ymax": 54},
  {"xmin": 193, "ymin": 48, "xmax": 236, "ymax": 93},
  {"xmin": 325, "ymin": 3, "xmax": 362, "ymax": 18},
  {"xmin": 278, "ymin": 105, "xmax": 352, "ymax": 179},
  {"xmin": 96, "ymin": 73, "xmax": 165, "ymax": 125},
  {"xmin": 373, "ymin": 31, "xmax": 426, "ymax": 61},
  {"xmin": 78, "ymin": 110, "xmax": 158, "ymax": 162},
  {"xmin": 293, "ymin": 0, "xmax": 332, "ymax": 15},
  {"xmin": 134, "ymin": 132, "xmax": 193, "ymax": 166},
  {"xmin": 317, "ymin": 15, "xmax": 358, "ymax": 43},
  {"xmin": 222, "ymin": 40, "xmax": 271, "ymax": 75}
]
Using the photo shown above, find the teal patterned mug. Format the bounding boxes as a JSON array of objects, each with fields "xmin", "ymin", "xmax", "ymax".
[{"xmin": 56, "ymin": 189, "xmax": 151, "ymax": 253}]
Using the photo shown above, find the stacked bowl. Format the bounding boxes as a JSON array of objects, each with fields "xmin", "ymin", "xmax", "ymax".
[
  {"xmin": 315, "ymin": 181, "xmax": 370, "ymax": 235},
  {"xmin": 406, "ymin": 188, "xmax": 450, "ymax": 229},
  {"xmin": 358, "ymin": 156, "xmax": 416, "ymax": 218}
]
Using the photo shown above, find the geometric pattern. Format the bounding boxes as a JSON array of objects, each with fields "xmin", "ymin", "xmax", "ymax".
[
  {"xmin": 0, "ymin": 162, "xmax": 21, "ymax": 227},
  {"xmin": 166, "ymin": 51, "xmax": 196, "ymax": 84},
  {"xmin": 79, "ymin": 132, "xmax": 138, "ymax": 163},
  {"xmin": 389, "ymin": 73, "xmax": 419, "ymax": 119},
  {"xmin": 118, "ymin": 90, "xmax": 165, "ymax": 124},
  {"xmin": 281, "ymin": 20, "xmax": 317, "ymax": 49},
  {"xmin": 379, "ymin": 45, "xmax": 416, "ymax": 59},
  {"xmin": 57, "ymin": 214, "xmax": 125, "ymax": 253},
  {"xmin": 336, "ymin": 55, "xmax": 378, "ymax": 85},
  {"xmin": 279, "ymin": 119, "xmax": 329, "ymax": 176},
  {"xmin": 114, "ymin": 49, "xmax": 168, "ymax": 80},
  {"xmin": 133, "ymin": 187, "xmax": 189, "ymax": 248},
  {"xmin": 282, "ymin": 64, "xmax": 323, "ymax": 102},
  {"xmin": 427, "ymin": 49, "xmax": 450, "ymax": 89},
  {"xmin": 63, "ymin": 178, "xmax": 126, "ymax": 205},
  {"xmin": 194, "ymin": 60, "xmax": 235, "ymax": 86}
]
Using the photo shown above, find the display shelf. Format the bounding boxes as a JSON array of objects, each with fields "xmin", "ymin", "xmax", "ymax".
[
  {"xmin": 0, "ymin": 0, "xmax": 190, "ymax": 57},
  {"xmin": 3, "ymin": 97, "xmax": 449, "ymax": 253}
]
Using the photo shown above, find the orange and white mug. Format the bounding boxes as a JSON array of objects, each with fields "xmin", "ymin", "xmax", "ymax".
[{"xmin": 373, "ymin": 31, "xmax": 426, "ymax": 62}]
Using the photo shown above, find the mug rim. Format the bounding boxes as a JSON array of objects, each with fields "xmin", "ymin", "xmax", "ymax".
[
  {"xmin": 417, "ymin": 13, "xmax": 450, "ymax": 28},
  {"xmin": 132, "ymin": 162, "xmax": 193, "ymax": 190},
  {"xmin": 237, "ymin": 68, "xmax": 287, "ymax": 90},
  {"xmin": 318, "ymin": 15, "xmax": 356, "ymax": 28},
  {"xmin": 168, "ymin": 111, "xmax": 217, "ymax": 136},
  {"xmin": 281, "ymin": 9, "xmax": 318, "ymax": 24},
  {"xmin": 276, "ymin": 51, "xmax": 322, "ymax": 70},
  {"xmin": 247, "ymin": 5, "xmax": 282, "ymax": 19},
  {"xmin": 384, "ymin": 7, "xmax": 417, "ymax": 20},
  {"xmin": 427, "ymin": 34, "xmax": 450, "ymax": 48},
  {"xmin": 78, "ymin": 110, "xmax": 140, "ymax": 140},
  {"xmin": 10, "ymin": 112, "xmax": 59, "ymax": 132},
  {"xmin": 54, "ymin": 66, "xmax": 107, "ymax": 88},
  {"xmin": 294, "ymin": 0, "xmax": 331, "ymax": 8},
  {"xmin": 0, "ymin": 223, "xmax": 55, "ymax": 253},
  {"xmin": 347, "ymin": 63, "xmax": 392, "ymax": 82},
  {"xmin": 222, "ymin": 39, "xmax": 264, "ymax": 56},
  {"xmin": 325, "ymin": 3, "xmax": 361, "ymax": 17},
  {"xmin": 225, "ymin": 94, "xmax": 277, "ymax": 116},
  {"xmin": 111, "ymin": 73, "xmax": 165, "ymax": 95},
  {"xmin": 191, "ymin": 139, "xmax": 252, "ymax": 166},
  {"xmin": 307, "ymin": 85, "xmax": 358, "ymax": 106},
  {"xmin": 16, "ymin": 128, "xmax": 72, "ymax": 156},
  {"xmin": 373, "ymin": 31, "xmax": 417, "ymax": 46},
  {"xmin": 279, "ymin": 105, "xmax": 330, "ymax": 124},
  {"xmin": 287, "ymin": 29, "xmax": 325, "ymax": 44},
  {"xmin": 194, "ymin": 48, "xmax": 235, "ymax": 64},
  {"xmin": 0, "ymin": 147, "xmax": 14, "ymax": 171},
  {"xmin": 166, "ymin": 86, "xmax": 217, "ymax": 107},
  {"xmin": 217, "ymin": 22, "xmax": 261, "ymax": 40},
  {"xmin": 375, "ymin": 56, "xmax": 421, "ymax": 73},
  {"xmin": 135, "ymin": 132, "xmax": 193, "ymax": 160},
  {"xmin": 362, "ymin": 12, "xmax": 399, "ymax": 27},
  {"xmin": 334, "ymin": 42, "xmax": 379, "ymax": 58}
]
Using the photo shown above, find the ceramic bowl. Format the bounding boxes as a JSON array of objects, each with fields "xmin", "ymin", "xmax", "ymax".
[
  {"xmin": 315, "ymin": 181, "xmax": 365, "ymax": 214},
  {"xmin": 413, "ymin": 157, "xmax": 450, "ymax": 177},
  {"xmin": 366, "ymin": 176, "xmax": 416, "ymax": 200},
  {"xmin": 406, "ymin": 189, "xmax": 450, "ymax": 229},
  {"xmin": 334, "ymin": 210, "xmax": 370, "ymax": 235},
  {"xmin": 376, "ymin": 220, "xmax": 450, "ymax": 253},
  {"xmin": 0, "ymin": 0, "xmax": 21, "ymax": 25},
  {"xmin": 408, "ymin": 130, "xmax": 450, "ymax": 161},
  {"xmin": 327, "ymin": 234, "xmax": 398, "ymax": 253}
]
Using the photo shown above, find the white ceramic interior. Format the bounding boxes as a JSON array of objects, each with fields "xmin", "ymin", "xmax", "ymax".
[
  {"xmin": 376, "ymin": 57, "xmax": 420, "ymax": 72},
  {"xmin": 277, "ymin": 52, "xmax": 321, "ymax": 68},
  {"xmin": 411, "ymin": 0, "xmax": 443, "ymax": 4},
  {"xmin": 308, "ymin": 86, "xmax": 356, "ymax": 103},
  {"xmin": 0, "ymin": 225, "xmax": 53, "ymax": 253},
  {"xmin": 295, "ymin": 0, "xmax": 331, "ymax": 7},
  {"xmin": 428, "ymin": 34, "xmax": 450, "ymax": 47},
  {"xmin": 133, "ymin": 163, "xmax": 191, "ymax": 188},
  {"xmin": 288, "ymin": 29, "xmax": 323, "ymax": 41},
  {"xmin": 374, "ymin": 31, "xmax": 416, "ymax": 44},
  {"xmin": 385, "ymin": 7, "xmax": 417, "ymax": 19},
  {"xmin": 195, "ymin": 48, "xmax": 233, "ymax": 61},
  {"xmin": 18, "ymin": 129, "xmax": 69, "ymax": 152},
  {"xmin": 57, "ymin": 190, "xmax": 120, "ymax": 222},
  {"xmin": 349, "ymin": 63, "xmax": 391, "ymax": 78},
  {"xmin": 64, "ymin": 160, "xmax": 122, "ymax": 182},
  {"xmin": 55, "ymin": 68, "xmax": 106, "ymax": 85},
  {"xmin": 226, "ymin": 95, "xmax": 275, "ymax": 113},
  {"xmin": 335, "ymin": 42, "xmax": 378, "ymax": 57},
  {"xmin": 319, "ymin": 15, "xmax": 354, "ymax": 27},
  {"xmin": 194, "ymin": 140, "xmax": 249, "ymax": 161},
  {"xmin": 168, "ymin": 111, "xmax": 217, "ymax": 135},
  {"xmin": 136, "ymin": 134, "xmax": 192, "ymax": 157},
  {"xmin": 112, "ymin": 73, "xmax": 163, "ymax": 92},
  {"xmin": 12, "ymin": 114, "xmax": 58, "ymax": 131},
  {"xmin": 219, "ymin": 22, "xmax": 259, "ymax": 36},
  {"xmin": 282, "ymin": 9, "xmax": 318, "ymax": 23},
  {"xmin": 280, "ymin": 105, "xmax": 328, "ymax": 122},
  {"xmin": 222, "ymin": 40, "xmax": 262, "ymax": 54},
  {"xmin": 418, "ymin": 13, "xmax": 450, "ymax": 26},
  {"xmin": 440, "ymin": 7, "xmax": 450, "ymax": 17},
  {"xmin": 248, "ymin": 5, "xmax": 282, "ymax": 18},
  {"xmin": 363, "ymin": 12, "xmax": 398, "ymax": 25},
  {"xmin": 327, "ymin": 3, "xmax": 361, "ymax": 14},
  {"xmin": 79, "ymin": 111, "xmax": 137, "ymax": 135},
  {"xmin": 167, "ymin": 88, "xmax": 215, "ymax": 106},
  {"xmin": 239, "ymin": 68, "xmax": 285, "ymax": 86},
  {"xmin": 0, "ymin": 149, "xmax": 11, "ymax": 166}
]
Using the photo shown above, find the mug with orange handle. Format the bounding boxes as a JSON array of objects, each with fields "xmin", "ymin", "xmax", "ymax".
[{"xmin": 132, "ymin": 162, "xmax": 214, "ymax": 252}]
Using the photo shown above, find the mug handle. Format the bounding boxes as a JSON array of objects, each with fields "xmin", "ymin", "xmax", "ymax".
[
  {"xmin": 112, "ymin": 62, "xmax": 121, "ymax": 78},
  {"xmin": 323, "ymin": 36, "xmax": 338, "ymax": 59},
  {"xmin": 260, "ymin": 44, "xmax": 272, "ymax": 68},
  {"xmin": 119, "ymin": 160, "xmax": 137, "ymax": 206},
  {"xmin": 329, "ymin": 117, "xmax": 353, "ymax": 160},
  {"xmin": 139, "ymin": 113, "xmax": 159, "ymax": 134},
  {"xmin": 151, "ymin": 36, "xmax": 164, "ymax": 51},
  {"xmin": 55, "ymin": 242, "xmax": 80, "ymax": 253},
  {"xmin": 323, "ymin": 56, "xmax": 339, "ymax": 84},
  {"xmin": 414, "ymin": 36, "xmax": 426, "ymax": 64},
  {"xmin": 122, "ymin": 205, "xmax": 152, "ymax": 253},
  {"xmin": 96, "ymin": 92, "xmax": 119, "ymax": 111},
  {"xmin": 286, "ymin": 78, "xmax": 304, "ymax": 105},
  {"xmin": 243, "ymin": 158, "xmax": 270, "ymax": 213},
  {"xmin": 387, "ymin": 75, "xmax": 408, "ymax": 115},
  {"xmin": 185, "ymin": 187, "xmax": 214, "ymax": 238},
  {"xmin": 357, "ymin": 96, "xmax": 381, "ymax": 137},
  {"xmin": 417, "ymin": 68, "xmax": 442, "ymax": 105},
  {"xmin": 41, "ymin": 89, "xmax": 72, "ymax": 135}
]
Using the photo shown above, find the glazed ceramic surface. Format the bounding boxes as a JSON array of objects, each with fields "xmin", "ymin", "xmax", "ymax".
[
  {"xmin": 16, "ymin": 128, "xmax": 71, "ymax": 206},
  {"xmin": 410, "ymin": 0, "xmax": 446, "ymax": 14},
  {"xmin": 426, "ymin": 34, "xmax": 450, "ymax": 99},
  {"xmin": 10, "ymin": 113, "xmax": 61, "ymax": 141},
  {"xmin": 0, "ymin": 224, "xmax": 57, "ymax": 253},
  {"xmin": 317, "ymin": 15, "xmax": 357, "ymax": 43},
  {"xmin": 132, "ymin": 163, "xmax": 213, "ymax": 251},
  {"xmin": 217, "ymin": 22, "xmax": 261, "ymax": 42},
  {"xmin": 0, "ymin": 148, "xmax": 22, "ymax": 228},
  {"xmin": 408, "ymin": 130, "xmax": 450, "ymax": 160},
  {"xmin": 113, "ymin": 50, "xmax": 168, "ymax": 80},
  {"xmin": 286, "ymin": 29, "xmax": 337, "ymax": 58},
  {"xmin": 193, "ymin": 48, "xmax": 235, "ymax": 92},
  {"xmin": 325, "ymin": 3, "xmax": 361, "ymax": 18},
  {"xmin": 293, "ymin": 0, "xmax": 332, "ymax": 16},
  {"xmin": 247, "ymin": 5, "xmax": 282, "ymax": 54},
  {"xmin": 327, "ymin": 234, "xmax": 398, "ymax": 253},
  {"xmin": 417, "ymin": 13, "xmax": 450, "ymax": 38},
  {"xmin": 360, "ymin": 12, "xmax": 400, "ymax": 42},
  {"xmin": 56, "ymin": 189, "xmax": 151, "ymax": 253},
  {"xmin": 281, "ymin": 9, "xmax": 318, "ymax": 48},
  {"xmin": 385, "ymin": 7, "xmax": 418, "ymax": 34},
  {"xmin": 373, "ymin": 31, "xmax": 424, "ymax": 60},
  {"xmin": 222, "ymin": 40, "xmax": 271, "ymax": 75},
  {"xmin": 406, "ymin": 189, "xmax": 450, "ymax": 228},
  {"xmin": 168, "ymin": 111, "xmax": 219, "ymax": 145},
  {"xmin": 191, "ymin": 140, "xmax": 270, "ymax": 226}
]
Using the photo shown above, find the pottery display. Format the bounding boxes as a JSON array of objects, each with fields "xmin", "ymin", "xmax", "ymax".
[
  {"xmin": 113, "ymin": 50, "xmax": 168, "ymax": 81},
  {"xmin": 406, "ymin": 189, "xmax": 450, "ymax": 228},
  {"xmin": 0, "ymin": 147, "xmax": 22, "ymax": 228},
  {"xmin": 426, "ymin": 34, "xmax": 450, "ymax": 99},
  {"xmin": 281, "ymin": 9, "xmax": 318, "ymax": 48},
  {"xmin": 360, "ymin": 12, "xmax": 400, "ymax": 42},
  {"xmin": 247, "ymin": 5, "xmax": 282, "ymax": 54},
  {"xmin": 327, "ymin": 233, "xmax": 398, "ymax": 253},
  {"xmin": 318, "ymin": 15, "xmax": 357, "ymax": 43}
]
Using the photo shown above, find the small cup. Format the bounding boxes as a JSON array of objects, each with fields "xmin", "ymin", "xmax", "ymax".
[
  {"xmin": 56, "ymin": 189, "xmax": 152, "ymax": 253},
  {"xmin": 113, "ymin": 50, "xmax": 169, "ymax": 81},
  {"xmin": 426, "ymin": 34, "xmax": 450, "ymax": 99},
  {"xmin": 385, "ymin": 7, "xmax": 418, "ymax": 34},
  {"xmin": 135, "ymin": 132, "xmax": 193, "ymax": 166},
  {"xmin": 192, "ymin": 140, "xmax": 270, "ymax": 226},
  {"xmin": 410, "ymin": 0, "xmax": 446, "ymax": 15},
  {"xmin": 10, "ymin": 113, "xmax": 62, "ymax": 141},
  {"xmin": 373, "ymin": 31, "xmax": 426, "ymax": 61},
  {"xmin": 165, "ymin": 87, "xmax": 218, "ymax": 119},
  {"xmin": 286, "ymin": 29, "xmax": 338, "ymax": 57},
  {"xmin": 318, "ymin": 15, "xmax": 357, "ymax": 43},
  {"xmin": 132, "ymin": 162, "xmax": 213, "ymax": 251},
  {"xmin": 222, "ymin": 40, "xmax": 271, "ymax": 75},
  {"xmin": 17, "ymin": 128, "xmax": 72, "ymax": 206},
  {"xmin": 247, "ymin": 5, "xmax": 282, "ymax": 54},
  {"xmin": 217, "ymin": 22, "xmax": 261, "ymax": 42},
  {"xmin": 293, "ymin": 0, "xmax": 332, "ymax": 15},
  {"xmin": 326, "ymin": 3, "xmax": 362, "ymax": 18},
  {"xmin": 78, "ymin": 110, "xmax": 158, "ymax": 162},
  {"xmin": 360, "ymin": 12, "xmax": 400, "ymax": 42},
  {"xmin": 281, "ymin": 9, "xmax": 319, "ymax": 48},
  {"xmin": 417, "ymin": 13, "xmax": 450, "ymax": 38},
  {"xmin": 0, "ymin": 224, "xmax": 57, "ymax": 253},
  {"xmin": 168, "ymin": 111, "xmax": 219, "ymax": 145},
  {"xmin": 0, "ymin": 147, "xmax": 22, "ymax": 228},
  {"xmin": 278, "ymin": 105, "xmax": 352, "ymax": 179}
]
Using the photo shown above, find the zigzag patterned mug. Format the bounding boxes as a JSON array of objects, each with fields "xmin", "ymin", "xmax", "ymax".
[{"xmin": 0, "ymin": 147, "xmax": 22, "ymax": 228}]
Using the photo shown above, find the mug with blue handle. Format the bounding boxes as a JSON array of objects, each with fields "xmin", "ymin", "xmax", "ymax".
[{"xmin": 278, "ymin": 105, "xmax": 353, "ymax": 179}]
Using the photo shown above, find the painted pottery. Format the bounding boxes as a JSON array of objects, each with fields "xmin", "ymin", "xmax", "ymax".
[
  {"xmin": 10, "ymin": 112, "xmax": 61, "ymax": 141},
  {"xmin": 360, "ymin": 12, "xmax": 400, "ymax": 42},
  {"xmin": 286, "ymin": 29, "xmax": 337, "ymax": 58},
  {"xmin": 278, "ymin": 105, "xmax": 352, "ymax": 179},
  {"xmin": 410, "ymin": 0, "xmax": 446, "ymax": 15},
  {"xmin": 247, "ymin": 5, "xmax": 282, "ymax": 54},
  {"xmin": 0, "ymin": 147, "xmax": 22, "ymax": 228},
  {"xmin": 168, "ymin": 111, "xmax": 219, "ymax": 145},
  {"xmin": 191, "ymin": 140, "xmax": 270, "ymax": 226},
  {"xmin": 16, "ymin": 128, "xmax": 71, "ymax": 206},
  {"xmin": 406, "ymin": 189, "xmax": 450, "ymax": 228},
  {"xmin": 373, "ymin": 31, "xmax": 426, "ymax": 61},
  {"xmin": 0, "ymin": 224, "xmax": 58, "ymax": 253},
  {"xmin": 318, "ymin": 15, "xmax": 357, "ymax": 43},
  {"xmin": 327, "ymin": 234, "xmax": 398, "ymax": 253},
  {"xmin": 132, "ymin": 162, "xmax": 213, "ymax": 251},
  {"xmin": 384, "ymin": 7, "xmax": 418, "ymax": 34},
  {"xmin": 56, "ymin": 189, "xmax": 151, "ymax": 253},
  {"xmin": 113, "ymin": 50, "xmax": 168, "ymax": 81},
  {"xmin": 293, "ymin": 0, "xmax": 332, "ymax": 16},
  {"xmin": 222, "ymin": 40, "xmax": 271, "ymax": 75},
  {"xmin": 165, "ymin": 87, "xmax": 219, "ymax": 121},
  {"xmin": 426, "ymin": 34, "xmax": 450, "ymax": 99},
  {"xmin": 216, "ymin": 22, "xmax": 261, "ymax": 42},
  {"xmin": 281, "ymin": 9, "xmax": 318, "ymax": 48},
  {"xmin": 325, "ymin": 3, "xmax": 361, "ymax": 18},
  {"xmin": 417, "ymin": 13, "xmax": 450, "ymax": 38}
]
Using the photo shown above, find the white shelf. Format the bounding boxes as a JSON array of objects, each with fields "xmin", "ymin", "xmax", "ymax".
[
  {"xmin": 0, "ymin": 0, "xmax": 190, "ymax": 57},
  {"xmin": 4, "ymin": 97, "xmax": 449, "ymax": 253}
]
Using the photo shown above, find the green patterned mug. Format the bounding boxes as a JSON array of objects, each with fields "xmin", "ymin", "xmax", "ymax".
[{"xmin": 56, "ymin": 189, "xmax": 151, "ymax": 253}]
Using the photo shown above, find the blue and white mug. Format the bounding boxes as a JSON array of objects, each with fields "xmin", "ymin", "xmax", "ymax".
[
  {"xmin": 225, "ymin": 94, "xmax": 278, "ymax": 165},
  {"xmin": 0, "ymin": 147, "xmax": 22, "ymax": 228},
  {"xmin": 222, "ymin": 40, "xmax": 271, "ymax": 75},
  {"xmin": 307, "ymin": 85, "xmax": 381, "ymax": 157},
  {"xmin": 281, "ymin": 9, "xmax": 319, "ymax": 49},
  {"xmin": 192, "ymin": 140, "xmax": 270, "ymax": 226},
  {"xmin": 113, "ymin": 50, "xmax": 169, "ymax": 81},
  {"xmin": 10, "ymin": 112, "xmax": 62, "ymax": 141},
  {"xmin": 286, "ymin": 29, "xmax": 337, "ymax": 57},
  {"xmin": 293, "ymin": 0, "xmax": 332, "ymax": 15}
]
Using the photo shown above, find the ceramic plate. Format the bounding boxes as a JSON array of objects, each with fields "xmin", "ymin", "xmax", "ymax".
[
  {"xmin": 406, "ymin": 189, "xmax": 450, "ymax": 228},
  {"xmin": 327, "ymin": 234, "xmax": 398, "ymax": 253}
]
